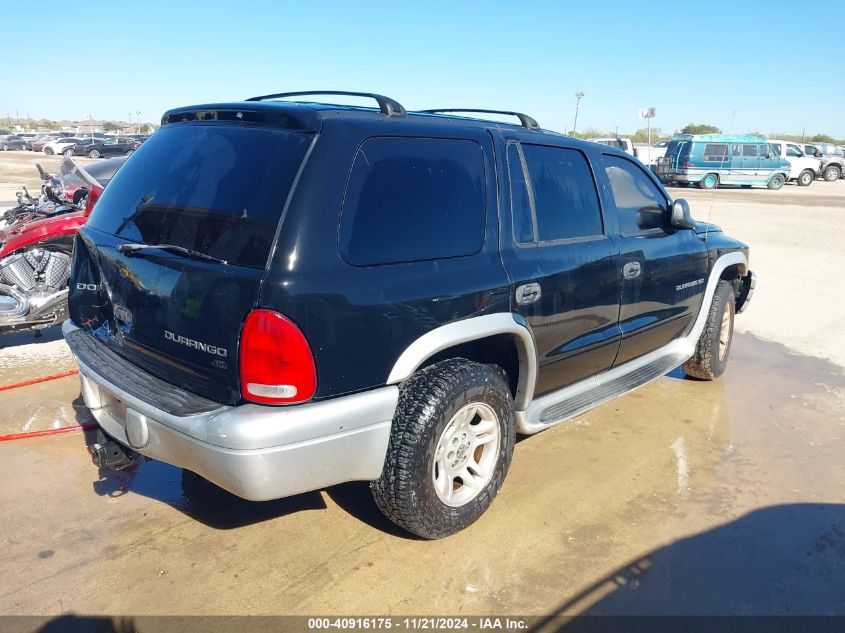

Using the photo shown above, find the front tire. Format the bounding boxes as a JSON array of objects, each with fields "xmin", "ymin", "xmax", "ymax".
[
  {"xmin": 1, "ymin": 143, "xmax": 8, "ymax": 151},
  {"xmin": 88, "ymin": 149, "xmax": 100, "ymax": 158},
  {"xmin": 823, "ymin": 165, "xmax": 841, "ymax": 181},
  {"xmin": 698, "ymin": 173, "xmax": 719, "ymax": 189},
  {"xmin": 683, "ymin": 280, "xmax": 735, "ymax": 380},
  {"xmin": 797, "ymin": 170, "xmax": 814, "ymax": 186},
  {"xmin": 371, "ymin": 359, "xmax": 516, "ymax": 539},
  {"xmin": 767, "ymin": 174, "xmax": 785, "ymax": 190},
  {"xmin": 63, "ymin": 148, "xmax": 74, "ymax": 157},
  {"xmin": 44, "ymin": 147, "xmax": 54, "ymax": 155}
]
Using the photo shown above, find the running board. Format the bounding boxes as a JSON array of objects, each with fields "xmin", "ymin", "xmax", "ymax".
[{"xmin": 515, "ymin": 339, "xmax": 694, "ymax": 435}]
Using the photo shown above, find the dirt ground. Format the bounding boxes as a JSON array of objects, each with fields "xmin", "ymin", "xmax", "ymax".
[{"xmin": 0, "ymin": 150, "xmax": 843, "ymax": 618}]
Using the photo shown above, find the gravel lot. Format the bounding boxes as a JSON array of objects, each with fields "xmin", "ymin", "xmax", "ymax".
[{"xmin": 0, "ymin": 150, "xmax": 843, "ymax": 618}]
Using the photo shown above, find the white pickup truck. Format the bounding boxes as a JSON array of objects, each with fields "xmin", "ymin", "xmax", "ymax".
[
  {"xmin": 588, "ymin": 137, "xmax": 667, "ymax": 165},
  {"xmin": 767, "ymin": 139, "xmax": 821, "ymax": 186}
]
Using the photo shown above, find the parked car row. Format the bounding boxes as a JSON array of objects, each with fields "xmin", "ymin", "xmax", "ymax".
[
  {"xmin": 0, "ymin": 130, "xmax": 149, "ymax": 158},
  {"xmin": 653, "ymin": 134, "xmax": 845, "ymax": 189}
]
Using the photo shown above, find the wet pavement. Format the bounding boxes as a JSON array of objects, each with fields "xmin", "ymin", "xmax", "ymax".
[{"xmin": 0, "ymin": 332, "xmax": 843, "ymax": 615}]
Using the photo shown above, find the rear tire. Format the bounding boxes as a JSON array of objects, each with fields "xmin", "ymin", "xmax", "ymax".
[
  {"xmin": 125, "ymin": 149, "xmax": 135, "ymax": 156},
  {"xmin": 797, "ymin": 170, "xmax": 814, "ymax": 186},
  {"xmin": 767, "ymin": 174, "xmax": 785, "ymax": 190},
  {"xmin": 823, "ymin": 165, "xmax": 841, "ymax": 181},
  {"xmin": 683, "ymin": 280, "xmax": 735, "ymax": 380},
  {"xmin": 44, "ymin": 147, "xmax": 53, "ymax": 155},
  {"xmin": 88, "ymin": 149, "xmax": 100, "ymax": 158},
  {"xmin": 371, "ymin": 359, "xmax": 516, "ymax": 539},
  {"xmin": 1, "ymin": 143, "xmax": 8, "ymax": 151},
  {"xmin": 698, "ymin": 173, "xmax": 718, "ymax": 189},
  {"xmin": 63, "ymin": 148, "xmax": 74, "ymax": 157}
]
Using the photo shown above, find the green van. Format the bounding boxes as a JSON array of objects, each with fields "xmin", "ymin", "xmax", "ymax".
[{"xmin": 656, "ymin": 134, "xmax": 791, "ymax": 189}]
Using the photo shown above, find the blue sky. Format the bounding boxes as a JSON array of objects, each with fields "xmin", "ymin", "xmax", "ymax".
[{"xmin": 2, "ymin": 0, "xmax": 843, "ymax": 137}]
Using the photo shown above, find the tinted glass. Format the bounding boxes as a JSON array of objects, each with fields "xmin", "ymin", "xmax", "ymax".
[
  {"xmin": 758, "ymin": 144, "xmax": 772, "ymax": 158},
  {"xmin": 742, "ymin": 144, "xmax": 758, "ymax": 157},
  {"xmin": 770, "ymin": 143, "xmax": 782, "ymax": 155},
  {"xmin": 604, "ymin": 154, "xmax": 667, "ymax": 235},
  {"xmin": 703, "ymin": 143, "xmax": 728, "ymax": 161},
  {"xmin": 340, "ymin": 137, "xmax": 485, "ymax": 266},
  {"xmin": 507, "ymin": 144, "xmax": 534, "ymax": 244},
  {"xmin": 786, "ymin": 144, "xmax": 802, "ymax": 157},
  {"xmin": 520, "ymin": 144, "xmax": 603, "ymax": 242},
  {"xmin": 87, "ymin": 123, "xmax": 312, "ymax": 268}
]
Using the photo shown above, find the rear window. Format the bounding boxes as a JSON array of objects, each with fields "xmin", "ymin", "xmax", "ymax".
[
  {"xmin": 86, "ymin": 124, "xmax": 312, "ymax": 268},
  {"xmin": 339, "ymin": 136, "xmax": 485, "ymax": 266}
]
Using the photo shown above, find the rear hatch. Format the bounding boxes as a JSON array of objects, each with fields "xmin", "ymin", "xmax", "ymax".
[
  {"xmin": 657, "ymin": 140, "xmax": 690, "ymax": 175},
  {"xmin": 69, "ymin": 120, "xmax": 313, "ymax": 405}
]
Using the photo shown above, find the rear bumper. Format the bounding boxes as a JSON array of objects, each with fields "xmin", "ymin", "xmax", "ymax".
[{"xmin": 63, "ymin": 320, "xmax": 397, "ymax": 501}]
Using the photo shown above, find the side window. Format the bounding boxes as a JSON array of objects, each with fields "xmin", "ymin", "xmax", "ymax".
[
  {"xmin": 758, "ymin": 144, "xmax": 772, "ymax": 159},
  {"xmin": 507, "ymin": 143, "xmax": 534, "ymax": 244},
  {"xmin": 731, "ymin": 144, "xmax": 742, "ymax": 157},
  {"xmin": 786, "ymin": 144, "xmax": 802, "ymax": 157},
  {"xmin": 703, "ymin": 143, "xmax": 728, "ymax": 161},
  {"xmin": 519, "ymin": 144, "xmax": 603, "ymax": 242},
  {"xmin": 742, "ymin": 144, "xmax": 758, "ymax": 157},
  {"xmin": 603, "ymin": 154, "xmax": 667, "ymax": 235},
  {"xmin": 771, "ymin": 143, "xmax": 782, "ymax": 155},
  {"xmin": 805, "ymin": 145, "xmax": 819, "ymax": 156},
  {"xmin": 339, "ymin": 136, "xmax": 486, "ymax": 266}
]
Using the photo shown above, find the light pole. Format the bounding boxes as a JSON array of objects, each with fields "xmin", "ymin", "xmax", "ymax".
[
  {"xmin": 128, "ymin": 112, "xmax": 132, "ymax": 132},
  {"xmin": 136, "ymin": 110, "xmax": 141, "ymax": 135},
  {"xmin": 572, "ymin": 92, "xmax": 585, "ymax": 136}
]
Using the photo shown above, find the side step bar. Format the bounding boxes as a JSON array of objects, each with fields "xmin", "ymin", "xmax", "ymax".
[{"xmin": 515, "ymin": 339, "xmax": 694, "ymax": 435}]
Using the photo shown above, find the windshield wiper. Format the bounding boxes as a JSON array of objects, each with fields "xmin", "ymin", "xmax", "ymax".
[{"xmin": 116, "ymin": 243, "xmax": 228, "ymax": 265}]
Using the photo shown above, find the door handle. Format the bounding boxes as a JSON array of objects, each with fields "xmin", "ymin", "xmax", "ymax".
[
  {"xmin": 515, "ymin": 283, "xmax": 541, "ymax": 305},
  {"xmin": 622, "ymin": 261, "xmax": 642, "ymax": 280}
]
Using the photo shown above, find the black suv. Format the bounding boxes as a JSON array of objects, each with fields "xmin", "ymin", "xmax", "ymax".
[{"xmin": 64, "ymin": 91, "xmax": 756, "ymax": 539}]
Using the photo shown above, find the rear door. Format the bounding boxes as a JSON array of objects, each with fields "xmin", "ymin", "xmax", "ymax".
[
  {"xmin": 598, "ymin": 153, "xmax": 709, "ymax": 365},
  {"xmin": 498, "ymin": 138, "xmax": 621, "ymax": 395},
  {"xmin": 69, "ymin": 121, "xmax": 314, "ymax": 405}
]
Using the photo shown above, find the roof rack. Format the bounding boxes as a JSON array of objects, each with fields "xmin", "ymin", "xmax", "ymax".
[
  {"xmin": 418, "ymin": 109, "xmax": 539, "ymax": 130},
  {"xmin": 245, "ymin": 91, "xmax": 406, "ymax": 117}
]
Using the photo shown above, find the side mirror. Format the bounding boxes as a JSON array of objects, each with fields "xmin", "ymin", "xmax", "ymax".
[{"xmin": 670, "ymin": 199, "xmax": 696, "ymax": 230}]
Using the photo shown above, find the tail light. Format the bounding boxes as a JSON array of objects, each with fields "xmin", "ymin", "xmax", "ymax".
[
  {"xmin": 239, "ymin": 309, "xmax": 316, "ymax": 405},
  {"xmin": 681, "ymin": 161, "xmax": 689, "ymax": 168},
  {"xmin": 83, "ymin": 182, "xmax": 104, "ymax": 217}
]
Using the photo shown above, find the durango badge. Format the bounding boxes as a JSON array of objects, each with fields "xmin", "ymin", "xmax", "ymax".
[{"xmin": 164, "ymin": 330, "xmax": 228, "ymax": 357}]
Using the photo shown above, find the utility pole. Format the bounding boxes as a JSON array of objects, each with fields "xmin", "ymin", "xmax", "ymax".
[
  {"xmin": 136, "ymin": 110, "xmax": 141, "ymax": 135},
  {"xmin": 128, "ymin": 112, "xmax": 132, "ymax": 132},
  {"xmin": 572, "ymin": 92, "xmax": 585, "ymax": 136},
  {"xmin": 801, "ymin": 127, "xmax": 805, "ymax": 142}
]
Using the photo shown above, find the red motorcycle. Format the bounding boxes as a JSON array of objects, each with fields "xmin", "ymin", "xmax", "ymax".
[{"xmin": 0, "ymin": 156, "xmax": 124, "ymax": 335}]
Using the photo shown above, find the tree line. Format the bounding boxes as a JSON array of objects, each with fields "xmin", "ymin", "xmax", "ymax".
[{"xmin": 569, "ymin": 123, "xmax": 844, "ymax": 145}]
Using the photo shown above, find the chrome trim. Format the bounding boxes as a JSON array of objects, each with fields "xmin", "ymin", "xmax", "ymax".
[
  {"xmin": 515, "ymin": 252, "xmax": 748, "ymax": 434},
  {"xmin": 737, "ymin": 270, "xmax": 756, "ymax": 314},
  {"xmin": 386, "ymin": 312, "xmax": 539, "ymax": 411}
]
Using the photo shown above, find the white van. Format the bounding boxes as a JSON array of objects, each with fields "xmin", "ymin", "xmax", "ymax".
[{"xmin": 767, "ymin": 139, "xmax": 821, "ymax": 186}]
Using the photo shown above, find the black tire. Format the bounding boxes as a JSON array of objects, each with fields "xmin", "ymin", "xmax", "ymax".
[
  {"xmin": 43, "ymin": 147, "xmax": 53, "ymax": 155},
  {"xmin": 125, "ymin": 149, "xmax": 135, "ymax": 156},
  {"xmin": 1, "ymin": 143, "xmax": 8, "ymax": 151},
  {"xmin": 823, "ymin": 165, "xmax": 841, "ymax": 181},
  {"xmin": 63, "ymin": 148, "xmax": 74, "ymax": 157},
  {"xmin": 88, "ymin": 149, "xmax": 100, "ymax": 158},
  {"xmin": 797, "ymin": 170, "xmax": 814, "ymax": 187},
  {"xmin": 767, "ymin": 173, "xmax": 785, "ymax": 190},
  {"xmin": 371, "ymin": 358, "xmax": 516, "ymax": 539},
  {"xmin": 683, "ymin": 280, "xmax": 735, "ymax": 380}
]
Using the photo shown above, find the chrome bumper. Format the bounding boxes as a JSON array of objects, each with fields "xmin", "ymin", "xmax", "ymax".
[
  {"xmin": 63, "ymin": 320, "xmax": 397, "ymax": 501},
  {"xmin": 737, "ymin": 270, "xmax": 757, "ymax": 314}
]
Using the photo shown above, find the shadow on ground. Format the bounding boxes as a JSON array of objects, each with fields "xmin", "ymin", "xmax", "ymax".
[
  {"xmin": 0, "ymin": 325, "xmax": 63, "ymax": 348},
  {"xmin": 534, "ymin": 503, "xmax": 845, "ymax": 626}
]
